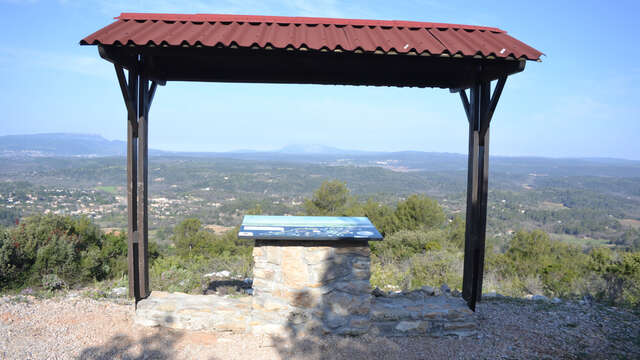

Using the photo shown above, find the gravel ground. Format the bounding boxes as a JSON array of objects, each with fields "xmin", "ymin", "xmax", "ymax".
[{"xmin": 1, "ymin": 292, "xmax": 638, "ymax": 360}]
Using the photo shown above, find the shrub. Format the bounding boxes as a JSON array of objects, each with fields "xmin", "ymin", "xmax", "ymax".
[
  {"xmin": 495, "ymin": 230, "xmax": 588, "ymax": 297},
  {"xmin": 408, "ymin": 249, "xmax": 463, "ymax": 290},
  {"xmin": 31, "ymin": 235, "xmax": 77, "ymax": 282},
  {"xmin": 392, "ymin": 194, "xmax": 445, "ymax": 232},
  {"xmin": 0, "ymin": 215, "xmax": 129, "ymax": 291},
  {"xmin": 42, "ymin": 274, "xmax": 66, "ymax": 291},
  {"xmin": 588, "ymin": 249, "xmax": 640, "ymax": 308},
  {"xmin": 370, "ymin": 255, "xmax": 409, "ymax": 291},
  {"xmin": 172, "ymin": 219, "xmax": 252, "ymax": 261},
  {"xmin": 304, "ymin": 180, "xmax": 353, "ymax": 216}
]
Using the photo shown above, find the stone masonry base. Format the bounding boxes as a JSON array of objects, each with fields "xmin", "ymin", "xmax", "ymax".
[
  {"xmin": 135, "ymin": 288, "xmax": 476, "ymax": 337},
  {"xmin": 135, "ymin": 239, "xmax": 475, "ymax": 336}
]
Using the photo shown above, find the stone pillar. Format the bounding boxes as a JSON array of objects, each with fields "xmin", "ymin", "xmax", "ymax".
[{"xmin": 251, "ymin": 240, "xmax": 372, "ymax": 335}]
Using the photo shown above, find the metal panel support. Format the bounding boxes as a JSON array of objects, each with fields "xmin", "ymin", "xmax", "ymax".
[{"xmin": 460, "ymin": 76, "xmax": 507, "ymax": 311}]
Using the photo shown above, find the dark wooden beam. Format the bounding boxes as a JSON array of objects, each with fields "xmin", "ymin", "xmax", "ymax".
[
  {"xmin": 98, "ymin": 45, "xmax": 525, "ymax": 89},
  {"xmin": 126, "ymin": 69, "xmax": 139, "ymax": 301},
  {"xmin": 461, "ymin": 78, "xmax": 498, "ymax": 311},
  {"xmin": 147, "ymin": 81, "xmax": 157, "ymax": 112},
  {"xmin": 483, "ymin": 76, "xmax": 507, "ymax": 137},
  {"xmin": 115, "ymin": 56, "xmax": 158, "ymax": 302},
  {"xmin": 459, "ymin": 90, "xmax": 471, "ymax": 122},
  {"xmin": 114, "ymin": 65, "xmax": 134, "ymax": 116},
  {"xmin": 136, "ymin": 70, "xmax": 150, "ymax": 300},
  {"xmin": 463, "ymin": 82, "xmax": 480, "ymax": 310}
]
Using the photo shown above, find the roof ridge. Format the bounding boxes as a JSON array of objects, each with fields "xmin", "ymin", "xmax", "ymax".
[{"xmin": 115, "ymin": 13, "xmax": 506, "ymax": 33}]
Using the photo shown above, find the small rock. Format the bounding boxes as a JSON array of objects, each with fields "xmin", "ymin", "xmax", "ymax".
[
  {"xmin": 395, "ymin": 321, "xmax": 421, "ymax": 332},
  {"xmin": 451, "ymin": 289, "xmax": 461, "ymax": 297},
  {"xmin": 483, "ymin": 292, "xmax": 498, "ymax": 299},
  {"xmin": 324, "ymin": 311, "xmax": 347, "ymax": 329},
  {"xmin": 204, "ymin": 270, "xmax": 231, "ymax": 278},
  {"xmin": 524, "ymin": 294, "xmax": 534, "ymax": 300},
  {"xmin": 440, "ymin": 284, "xmax": 451, "ymax": 294},
  {"xmin": 532, "ymin": 294, "xmax": 548, "ymax": 302},
  {"xmin": 110, "ymin": 287, "xmax": 127, "ymax": 297},
  {"xmin": 372, "ymin": 287, "xmax": 387, "ymax": 297},
  {"xmin": 420, "ymin": 286, "xmax": 436, "ymax": 296},
  {"xmin": 552, "ymin": 297, "xmax": 562, "ymax": 304}
]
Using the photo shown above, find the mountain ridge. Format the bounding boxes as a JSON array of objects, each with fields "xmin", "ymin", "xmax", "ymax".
[{"xmin": 2, "ymin": 133, "xmax": 640, "ymax": 177}]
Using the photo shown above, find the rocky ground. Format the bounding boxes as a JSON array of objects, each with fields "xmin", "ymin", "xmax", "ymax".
[{"xmin": 1, "ymin": 291, "xmax": 638, "ymax": 360}]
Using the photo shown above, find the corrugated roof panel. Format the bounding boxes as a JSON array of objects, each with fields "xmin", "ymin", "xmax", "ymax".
[{"xmin": 81, "ymin": 13, "xmax": 542, "ymax": 61}]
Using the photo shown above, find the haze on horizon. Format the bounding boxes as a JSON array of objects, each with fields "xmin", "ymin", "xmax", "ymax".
[{"xmin": 0, "ymin": 1, "xmax": 638, "ymax": 160}]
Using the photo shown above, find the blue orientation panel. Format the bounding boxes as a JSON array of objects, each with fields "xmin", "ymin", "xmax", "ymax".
[{"xmin": 238, "ymin": 215, "xmax": 383, "ymax": 241}]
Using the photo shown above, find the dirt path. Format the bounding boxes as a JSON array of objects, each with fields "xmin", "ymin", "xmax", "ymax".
[{"xmin": 1, "ymin": 293, "xmax": 638, "ymax": 359}]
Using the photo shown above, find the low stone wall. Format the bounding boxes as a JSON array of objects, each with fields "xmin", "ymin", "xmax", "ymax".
[
  {"xmin": 370, "ymin": 289, "xmax": 474, "ymax": 337},
  {"xmin": 251, "ymin": 240, "xmax": 372, "ymax": 335},
  {"xmin": 135, "ymin": 239, "xmax": 476, "ymax": 337},
  {"xmin": 135, "ymin": 289, "xmax": 475, "ymax": 337},
  {"xmin": 135, "ymin": 291, "xmax": 252, "ymax": 332}
]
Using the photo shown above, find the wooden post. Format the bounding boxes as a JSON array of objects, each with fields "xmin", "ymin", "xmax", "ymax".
[
  {"xmin": 462, "ymin": 82, "xmax": 481, "ymax": 310},
  {"xmin": 125, "ymin": 68, "xmax": 140, "ymax": 301},
  {"xmin": 115, "ymin": 57, "xmax": 156, "ymax": 302},
  {"xmin": 460, "ymin": 76, "xmax": 506, "ymax": 311},
  {"xmin": 137, "ymin": 64, "xmax": 150, "ymax": 299}
]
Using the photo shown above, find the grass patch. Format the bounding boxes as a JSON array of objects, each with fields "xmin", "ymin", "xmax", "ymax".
[
  {"xmin": 549, "ymin": 233, "xmax": 610, "ymax": 248},
  {"xmin": 95, "ymin": 185, "xmax": 119, "ymax": 194}
]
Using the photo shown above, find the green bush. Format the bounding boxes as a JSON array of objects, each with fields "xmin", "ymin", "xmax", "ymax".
[
  {"xmin": 586, "ymin": 248, "xmax": 640, "ymax": 308},
  {"xmin": 372, "ymin": 229, "xmax": 447, "ymax": 261},
  {"xmin": 172, "ymin": 218, "xmax": 252, "ymax": 261},
  {"xmin": 408, "ymin": 249, "xmax": 463, "ymax": 290},
  {"xmin": 489, "ymin": 230, "xmax": 588, "ymax": 297},
  {"xmin": 32, "ymin": 236, "xmax": 77, "ymax": 282},
  {"xmin": 42, "ymin": 273, "xmax": 66, "ymax": 291},
  {"xmin": 392, "ymin": 195, "xmax": 445, "ymax": 232},
  {"xmin": 370, "ymin": 255, "xmax": 409, "ymax": 291},
  {"xmin": 150, "ymin": 254, "xmax": 252, "ymax": 294},
  {"xmin": 0, "ymin": 215, "xmax": 128, "ymax": 290},
  {"xmin": 304, "ymin": 180, "xmax": 355, "ymax": 216}
]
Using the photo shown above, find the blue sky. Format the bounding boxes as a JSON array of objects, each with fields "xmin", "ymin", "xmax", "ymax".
[{"xmin": 0, "ymin": 0, "xmax": 639, "ymax": 159}]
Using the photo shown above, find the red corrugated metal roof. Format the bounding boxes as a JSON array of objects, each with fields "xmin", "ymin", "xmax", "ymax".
[{"xmin": 81, "ymin": 13, "xmax": 542, "ymax": 61}]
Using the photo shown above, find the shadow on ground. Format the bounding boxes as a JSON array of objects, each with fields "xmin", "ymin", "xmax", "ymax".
[
  {"xmin": 263, "ymin": 240, "xmax": 412, "ymax": 360},
  {"xmin": 76, "ymin": 312, "xmax": 224, "ymax": 360},
  {"xmin": 77, "ymin": 329, "xmax": 181, "ymax": 359}
]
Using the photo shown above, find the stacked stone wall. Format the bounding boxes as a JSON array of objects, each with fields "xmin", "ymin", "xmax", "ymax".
[
  {"xmin": 135, "ymin": 239, "xmax": 477, "ymax": 337},
  {"xmin": 370, "ymin": 289, "xmax": 474, "ymax": 337},
  {"xmin": 251, "ymin": 240, "xmax": 372, "ymax": 335}
]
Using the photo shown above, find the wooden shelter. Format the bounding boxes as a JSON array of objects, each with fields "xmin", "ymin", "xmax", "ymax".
[{"xmin": 81, "ymin": 13, "xmax": 542, "ymax": 311}]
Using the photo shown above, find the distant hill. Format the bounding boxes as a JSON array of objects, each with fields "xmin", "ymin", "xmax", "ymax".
[
  {"xmin": 277, "ymin": 144, "xmax": 373, "ymax": 155},
  {"xmin": 0, "ymin": 133, "xmax": 126, "ymax": 157},
  {"xmin": 2, "ymin": 133, "xmax": 640, "ymax": 177}
]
